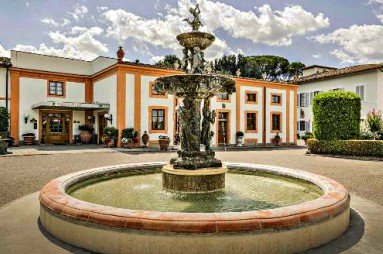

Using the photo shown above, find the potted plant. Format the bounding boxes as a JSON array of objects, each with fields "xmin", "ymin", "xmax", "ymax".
[
  {"xmin": 103, "ymin": 127, "xmax": 118, "ymax": 148},
  {"xmin": 22, "ymin": 133, "xmax": 36, "ymax": 145},
  {"xmin": 78, "ymin": 124, "xmax": 94, "ymax": 144},
  {"xmin": 273, "ymin": 133, "xmax": 281, "ymax": 146},
  {"xmin": 133, "ymin": 130, "xmax": 140, "ymax": 147},
  {"xmin": 236, "ymin": 131, "xmax": 244, "ymax": 146},
  {"xmin": 158, "ymin": 135, "xmax": 170, "ymax": 151},
  {"xmin": 301, "ymin": 132, "xmax": 314, "ymax": 145},
  {"xmin": 121, "ymin": 137, "xmax": 133, "ymax": 149},
  {"xmin": 122, "ymin": 128, "xmax": 137, "ymax": 148}
]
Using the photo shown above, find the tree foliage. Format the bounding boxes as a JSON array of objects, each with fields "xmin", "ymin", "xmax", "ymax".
[
  {"xmin": 155, "ymin": 54, "xmax": 305, "ymax": 82},
  {"xmin": 313, "ymin": 91, "xmax": 361, "ymax": 140},
  {"xmin": 155, "ymin": 54, "xmax": 181, "ymax": 69}
]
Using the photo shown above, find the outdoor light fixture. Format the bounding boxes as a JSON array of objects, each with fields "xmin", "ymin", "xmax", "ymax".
[
  {"xmin": 23, "ymin": 114, "xmax": 29, "ymax": 124},
  {"xmin": 104, "ymin": 113, "xmax": 113, "ymax": 124}
]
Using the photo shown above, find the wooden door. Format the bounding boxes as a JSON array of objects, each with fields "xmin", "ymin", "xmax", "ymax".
[
  {"xmin": 41, "ymin": 112, "xmax": 70, "ymax": 144},
  {"xmin": 218, "ymin": 112, "xmax": 228, "ymax": 145}
]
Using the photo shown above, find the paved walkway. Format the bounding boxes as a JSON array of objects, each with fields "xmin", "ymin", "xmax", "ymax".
[{"xmin": 0, "ymin": 192, "xmax": 382, "ymax": 253}]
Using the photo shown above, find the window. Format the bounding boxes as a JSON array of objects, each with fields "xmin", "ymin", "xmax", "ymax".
[
  {"xmin": 246, "ymin": 112, "xmax": 257, "ymax": 132},
  {"xmin": 245, "ymin": 92, "xmax": 257, "ymax": 103},
  {"xmin": 299, "ymin": 93, "xmax": 306, "ymax": 107},
  {"xmin": 356, "ymin": 85, "xmax": 364, "ymax": 101},
  {"xmin": 149, "ymin": 81, "xmax": 166, "ymax": 98},
  {"xmin": 151, "ymin": 83, "xmax": 165, "ymax": 96},
  {"xmin": 151, "ymin": 109, "xmax": 165, "ymax": 130},
  {"xmin": 271, "ymin": 94, "xmax": 282, "ymax": 105},
  {"xmin": 48, "ymin": 81, "xmax": 64, "ymax": 96},
  {"xmin": 271, "ymin": 113, "xmax": 282, "ymax": 132},
  {"xmin": 219, "ymin": 92, "xmax": 230, "ymax": 101}
]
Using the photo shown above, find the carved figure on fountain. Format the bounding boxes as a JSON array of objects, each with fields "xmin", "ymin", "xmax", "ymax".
[
  {"xmin": 183, "ymin": 4, "xmax": 203, "ymax": 32},
  {"xmin": 201, "ymin": 99, "xmax": 215, "ymax": 152}
]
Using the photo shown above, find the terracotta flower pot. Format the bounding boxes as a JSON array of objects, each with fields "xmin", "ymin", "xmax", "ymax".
[
  {"xmin": 142, "ymin": 131, "xmax": 149, "ymax": 147},
  {"xmin": 23, "ymin": 136, "xmax": 35, "ymax": 145},
  {"xmin": 159, "ymin": 139, "xmax": 170, "ymax": 151},
  {"xmin": 80, "ymin": 131, "xmax": 92, "ymax": 144}
]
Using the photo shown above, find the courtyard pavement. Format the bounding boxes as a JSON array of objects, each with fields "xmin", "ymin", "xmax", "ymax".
[
  {"xmin": 0, "ymin": 147, "xmax": 382, "ymax": 253},
  {"xmin": 0, "ymin": 147, "xmax": 382, "ymax": 207}
]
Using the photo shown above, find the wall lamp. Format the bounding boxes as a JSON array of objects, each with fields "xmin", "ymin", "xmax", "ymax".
[{"xmin": 104, "ymin": 113, "xmax": 113, "ymax": 124}]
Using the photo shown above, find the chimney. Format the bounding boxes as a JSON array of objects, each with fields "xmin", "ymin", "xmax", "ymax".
[{"xmin": 117, "ymin": 46, "xmax": 124, "ymax": 63}]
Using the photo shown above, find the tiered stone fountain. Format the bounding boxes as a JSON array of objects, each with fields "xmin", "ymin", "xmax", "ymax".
[
  {"xmin": 155, "ymin": 4, "xmax": 235, "ymax": 193},
  {"xmin": 39, "ymin": 5, "xmax": 350, "ymax": 254}
]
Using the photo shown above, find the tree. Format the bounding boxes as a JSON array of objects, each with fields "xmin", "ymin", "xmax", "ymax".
[{"xmin": 155, "ymin": 54, "xmax": 181, "ymax": 69}]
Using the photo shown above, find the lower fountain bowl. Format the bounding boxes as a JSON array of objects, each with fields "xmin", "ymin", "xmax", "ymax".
[
  {"xmin": 39, "ymin": 162, "xmax": 350, "ymax": 254},
  {"xmin": 162, "ymin": 164, "xmax": 227, "ymax": 193}
]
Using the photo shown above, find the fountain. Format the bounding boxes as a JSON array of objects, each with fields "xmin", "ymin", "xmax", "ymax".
[
  {"xmin": 154, "ymin": 4, "xmax": 235, "ymax": 193},
  {"xmin": 39, "ymin": 5, "xmax": 350, "ymax": 254}
]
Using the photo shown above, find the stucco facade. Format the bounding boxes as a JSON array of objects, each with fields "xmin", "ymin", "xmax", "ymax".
[
  {"xmin": 4, "ymin": 50, "xmax": 297, "ymax": 147},
  {"xmin": 297, "ymin": 69, "xmax": 383, "ymax": 136}
]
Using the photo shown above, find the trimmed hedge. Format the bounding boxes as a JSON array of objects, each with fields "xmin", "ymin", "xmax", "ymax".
[
  {"xmin": 0, "ymin": 107, "xmax": 9, "ymax": 133},
  {"xmin": 313, "ymin": 91, "xmax": 361, "ymax": 140},
  {"xmin": 308, "ymin": 139, "xmax": 383, "ymax": 158}
]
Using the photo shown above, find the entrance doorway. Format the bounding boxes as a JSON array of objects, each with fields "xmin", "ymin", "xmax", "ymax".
[
  {"xmin": 40, "ymin": 112, "xmax": 72, "ymax": 144},
  {"xmin": 98, "ymin": 113, "xmax": 108, "ymax": 143},
  {"xmin": 218, "ymin": 112, "xmax": 229, "ymax": 146}
]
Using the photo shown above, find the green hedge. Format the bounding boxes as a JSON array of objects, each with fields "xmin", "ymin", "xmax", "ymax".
[
  {"xmin": 0, "ymin": 107, "xmax": 9, "ymax": 133},
  {"xmin": 313, "ymin": 91, "xmax": 361, "ymax": 140},
  {"xmin": 308, "ymin": 139, "xmax": 383, "ymax": 158}
]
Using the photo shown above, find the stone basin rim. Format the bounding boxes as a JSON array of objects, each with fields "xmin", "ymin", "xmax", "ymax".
[{"xmin": 39, "ymin": 162, "xmax": 350, "ymax": 233}]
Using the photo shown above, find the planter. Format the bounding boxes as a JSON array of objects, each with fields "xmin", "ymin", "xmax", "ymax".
[
  {"xmin": 274, "ymin": 137, "xmax": 281, "ymax": 146},
  {"xmin": 142, "ymin": 131, "xmax": 149, "ymax": 147},
  {"xmin": 303, "ymin": 139, "xmax": 308, "ymax": 145},
  {"xmin": 159, "ymin": 139, "xmax": 170, "ymax": 151},
  {"xmin": 123, "ymin": 142, "xmax": 134, "ymax": 149},
  {"xmin": 23, "ymin": 136, "xmax": 35, "ymax": 145},
  {"xmin": 236, "ymin": 136, "xmax": 244, "ymax": 147},
  {"xmin": 106, "ymin": 139, "xmax": 115, "ymax": 148},
  {"xmin": 80, "ymin": 131, "xmax": 92, "ymax": 144}
]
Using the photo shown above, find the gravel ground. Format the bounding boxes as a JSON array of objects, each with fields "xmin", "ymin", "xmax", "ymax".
[{"xmin": 0, "ymin": 148, "xmax": 382, "ymax": 207}]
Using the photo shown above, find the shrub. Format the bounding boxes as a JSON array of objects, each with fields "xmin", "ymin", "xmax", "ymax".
[
  {"xmin": 103, "ymin": 127, "xmax": 119, "ymax": 140},
  {"xmin": 236, "ymin": 131, "xmax": 244, "ymax": 137},
  {"xmin": 121, "ymin": 128, "xmax": 137, "ymax": 140},
  {"xmin": 301, "ymin": 132, "xmax": 314, "ymax": 141},
  {"xmin": 313, "ymin": 91, "xmax": 361, "ymax": 140},
  {"xmin": 366, "ymin": 110, "xmax": 383, "ymax": 140},
  {"xmin": 78, "ymin": 124, "xmax": 95, "ymax": 133},
  {"xmin": 308, "ymin": 139, "xmax": 383, "ymax": 158},
  {"xmin": 0, "ymin": 107, "xmax": 9, "ymax": 133},
  {"xmin": 0, "ymin": 141, "xmax": 7, "ymax": 155}
]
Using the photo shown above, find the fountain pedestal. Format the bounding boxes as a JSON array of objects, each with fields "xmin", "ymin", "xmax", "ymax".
[{"xmin": 162, "ymin": 164, "xmax": 227, "ymax": 193}]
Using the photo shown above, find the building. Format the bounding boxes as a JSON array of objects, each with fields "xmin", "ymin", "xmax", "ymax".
[
  {"xmin": 1, "ymin": 50, "xmax": 298, "ymax": 147},
  {"xmin": 297, "ymin": 64, "xmax": 383, "ymax": 136}
]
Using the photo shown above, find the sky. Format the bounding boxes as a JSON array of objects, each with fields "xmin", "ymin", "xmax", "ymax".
[{"xmin": 0, "ymin": 0, "xmax": 383, "ymax": 67}]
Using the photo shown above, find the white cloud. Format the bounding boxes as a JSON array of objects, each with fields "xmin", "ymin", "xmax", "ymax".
[
  {"xmin": 13, "ymin": 43, "xmax": 98, "ymax": 61},
  {"xmin": 149, "ymin": 55, "xmax": 165, "ymax": 64},
  {"xmin": 40, "ymin": 17, "xmax": 71, "ymax": 27},
  {"xmin": 0, "ymin": 44, "xmax": 10, "ymax": 57},
  {"xmin": 25, "ymin": 2, "xmax": 30, "ymax": 7},
  {"xmin": 97, "ymin": 6, "xmax": 109, "ymax": 13},
  {"xmin": 313, "ymin": 24, "xmax": 383, "ymax": 64},
  {"xmin": 101, "ymin": 0, "xmax": 329, "ymax": 59},
  {"xmin": 13, "ymin": 26, "xmax": 108, "ymax": 61},
  {"xmin": 68, "ymin": 4, "xmax": 88, "ymax": 21},
  {"xmin": 312, "ymin": 54, "xmax": 322, "ymax": 59},
  {"xmin": 48, "ymin": 26, "xmax": 108, "ymax": 57}
]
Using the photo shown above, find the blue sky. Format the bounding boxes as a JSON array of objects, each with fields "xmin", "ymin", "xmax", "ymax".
[{"xmin": 0, "ymin": 0, "xmax": 383, "ymax": 67}]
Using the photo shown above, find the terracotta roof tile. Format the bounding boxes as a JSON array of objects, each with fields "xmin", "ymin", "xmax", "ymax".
[{"xmin": 299, "ymin": 63, "xmax": 383, "ymax": 84}]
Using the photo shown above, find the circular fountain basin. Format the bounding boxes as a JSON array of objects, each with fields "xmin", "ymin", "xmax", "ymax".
[
  {"xmin": 176, "ymin": 31, "xmax": 215, "ymax": 49},
  {"xmin": 39, "ymin": 162, "xmax": 350, "ymax": 254}
]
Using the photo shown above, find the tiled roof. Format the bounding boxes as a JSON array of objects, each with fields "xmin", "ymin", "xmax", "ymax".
[
  {"xmin": 302, "ymin": 65, "xmax": 337, "ymax": 70},
  {"xmin": 299, "ymin": 63, "xmax": 383, "ymax": 84},
  {"xmin": 0, "ymin": 57, "xmax": 11, "ymax": 67}
]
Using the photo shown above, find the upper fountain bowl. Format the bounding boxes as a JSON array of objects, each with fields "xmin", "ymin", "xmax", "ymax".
[
  {"xmin": 177, "ymin": 32, "xmax": 215, "ymax": 50},
  {"xmin": 155, "ymin": 74, "xmax": 236, "ymax": 98}
]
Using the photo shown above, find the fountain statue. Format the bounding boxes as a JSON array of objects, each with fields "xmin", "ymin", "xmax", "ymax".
[{"xmin": 155, "ymin": 4, "xmax": 236, "ymax": 192}]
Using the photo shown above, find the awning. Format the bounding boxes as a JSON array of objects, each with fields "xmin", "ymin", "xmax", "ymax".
[{"xmin": 31, "ymin": 101, "xmax": 110, "ymax": 111}]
